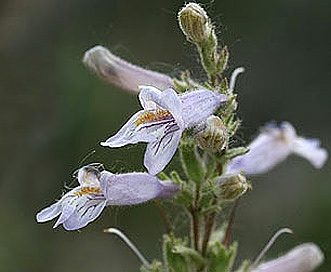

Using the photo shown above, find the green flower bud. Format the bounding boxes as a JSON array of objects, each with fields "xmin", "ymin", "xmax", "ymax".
[
  {"xmin": 178, "ymin": 3, "xmax": 212, "ymax": 44},
  {"xmin": 195, "ymin": 115, "xmax": 229, "ymax": 153},
  {"xmin": 219, "ymin": 174, "xmax": 249, "ymax": 200}
]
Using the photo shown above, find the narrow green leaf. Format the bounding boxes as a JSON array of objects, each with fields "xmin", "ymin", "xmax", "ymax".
[{"xmin": 216, "ymin": 46, "xmax": 229, "ymax": 74}]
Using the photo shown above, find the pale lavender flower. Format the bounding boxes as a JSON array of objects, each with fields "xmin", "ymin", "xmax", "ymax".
[
  {"xmin": 100, "ymin": 171, "xmax": 178, "ymax": 205},
  {"xmin": 252, "ymin": 243, "xmax": 324, "ymax": 272},
  {"xmin": 227, "ymin": 122, "xmax": 328, "ymax": 175},
  {"xmin": 83, "ymin": 45, "xmax": 174, "ymax": 93},
  {"xmin": 101, "ymin": 85, "xmax": 227, "ymax": 174},
  {"xmin": 36, "ymin": 165, "xmax": 178, "ymax": 230}
]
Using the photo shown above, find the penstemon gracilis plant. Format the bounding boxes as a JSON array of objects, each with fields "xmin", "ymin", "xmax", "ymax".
[{"xmin": 36, "ymin": 3, "xmax": 328, "ymax": 272}]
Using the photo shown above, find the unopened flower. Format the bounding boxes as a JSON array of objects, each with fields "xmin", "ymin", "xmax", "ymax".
[
  {"xmin": 194, "ymin": 115, "xmax": 229, "ymax": 153},
  {"xmin": 36, "ymin": 165, "xmax": 178, "ymax": 230},
  {"xmin": 218, "ymin": 174, "xmax": 250, "ymax": 200},
  {"xmin": 252, "ymin": 243, "xmax": 324, "ymax": 272},
  {"xmin": 101, "ymin": 86, "xmax": 227, "ymax": 175},
  {"xmin": 226, "ymin": 122, "xmax": 328, "ymax": 175},
  {"xmin": 178, "ymin": 3, "xmax": 213, "ymax": 44},
  {"xmin": 83, "ymin": 45, "xmax": 174, "ymax": 93}
]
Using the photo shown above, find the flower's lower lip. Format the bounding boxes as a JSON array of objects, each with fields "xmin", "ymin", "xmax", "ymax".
[
  {"xmin": 137, "ymin": 118, "xmax": 177, "ymax": 131},
  {"xmin": 151, "ymin": 124, "xmax": 181, "ymax": 155}
]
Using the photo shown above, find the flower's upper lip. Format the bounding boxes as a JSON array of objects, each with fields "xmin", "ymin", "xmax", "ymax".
[{"xmin": 138, "ymin": 85, "xmax": 184, "ymax": 128}]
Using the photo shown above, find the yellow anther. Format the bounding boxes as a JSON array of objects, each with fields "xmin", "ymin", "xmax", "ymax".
[
  {"xmin": 74, "ymin": 186, "xmax": 102, "ymax": 196},
  {"xmin": 135, "ymin": 109, "xmax": 172, "ymax": 127}
]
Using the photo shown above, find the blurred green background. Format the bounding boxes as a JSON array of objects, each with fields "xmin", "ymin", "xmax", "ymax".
[{"xmin": 1, "ymin": 0, "xmax": 330, "ymax": 271}]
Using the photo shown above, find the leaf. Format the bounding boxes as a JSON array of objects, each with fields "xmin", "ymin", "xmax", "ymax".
[
  {"xmin": 180, "ymin": 139, "xmax": 206, "ymax": 184},
  {"xmin": 173, "ymin": 244, "xmax": 206, "ymax": 266},
  {"xmin": 163, "ymin": 235, "xmax": 190, "ymax": 272}
]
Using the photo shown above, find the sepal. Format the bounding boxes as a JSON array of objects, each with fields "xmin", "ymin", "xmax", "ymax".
[
  {"xmin": 207, "ymin": 242, "xmax": 237, "ymax": 272},
  {"xmin": 216, "ymin": 46, "xmax": 229, "ymax": 74},
  {"xmin": 140, "ymin": 260, "xmax": 164, "ymax": 272},
  {"xmin": 214, "ymin": 147, "xmax": 250, "ymax": 167},
  {"xmin": 163, "ymin": 235, "xmax": 190, "ymax": 272}
]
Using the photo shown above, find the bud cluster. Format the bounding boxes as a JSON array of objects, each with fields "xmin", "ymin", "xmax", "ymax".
[{"xmin": 178, "ymin": 3, "xmax": 229, "ymax": 80}]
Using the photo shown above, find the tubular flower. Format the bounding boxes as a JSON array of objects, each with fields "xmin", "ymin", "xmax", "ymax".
[
  {"xmin": 226, "ymin": 122, "xmax": 328, "ymax": 175},
  {"xmin": 36, "ymin": 165, "xmax": 178, "ymax": 230},
  {"xmin": 83, "ymin": 45, "xmax": 174, "ymax": 93},
  {"xmin": 101, "ymin": 85, "xmax": 227, "ymax": 175},
  {"xmin": 252, "ymin": 243, "xmax": 324, "ymax": 272}
]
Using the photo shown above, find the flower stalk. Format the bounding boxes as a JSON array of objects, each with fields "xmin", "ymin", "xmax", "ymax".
[{"xmin": 190, "ymin": 183, "xmax": 201, "ymax": 252}]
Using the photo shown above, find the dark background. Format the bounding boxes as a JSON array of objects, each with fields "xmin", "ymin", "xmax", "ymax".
[{"xmin": 1, "ymin": 0, "xmax": 330, "ymax": 271}]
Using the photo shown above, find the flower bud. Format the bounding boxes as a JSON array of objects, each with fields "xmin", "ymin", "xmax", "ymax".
[
  {"xmin": 178, "ymin": 3, "xmax": 213, "ymax": 44},
  {"xmin": 218, "ymin": 174, "xmax": 249, "ymax": 200},
  {"xmin": 195, "ymin": 115, "xmax": 229, "ymax": 153}
]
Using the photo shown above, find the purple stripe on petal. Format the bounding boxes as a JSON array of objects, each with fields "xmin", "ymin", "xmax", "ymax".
[
  {"xmin": 139, "ymin": 87, "xmax": 184, "ymax": 128},
  {"xmin": 145, "ymin": 130, "xmax": 182, "ymax": 175},
  {"xmin": 62, "ymin": 198, "xmax": 107, "ymax": 231}
]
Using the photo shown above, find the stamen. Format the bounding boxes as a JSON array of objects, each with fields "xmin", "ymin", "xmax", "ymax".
[
  {"xmin": 230, "ymin": 67, "xmax": 245, "ymax": 91},
  {"xmin": 104, "ymin": 228, "xmax": 150, "ymax": 268},
  {"xmin": 135, "ymin": 109, "xmax": 173, "ymax": 127},
  {"xmin": 78, "ymin": 150, "xmax": 96, "ymax": 167},
  {"xmin": 74, "ymin": 186, "xmax": 102, "ymax": 196},
  {"xmin": 252, "ymin": 227, "xmax": 293, "ymax": 267}
]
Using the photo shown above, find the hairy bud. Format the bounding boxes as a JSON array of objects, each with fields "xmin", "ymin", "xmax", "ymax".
[
  {"xmin": 178, "ymin": 3, "xmax": 213, "ymax": 44},
  {"xmin": 218, "ymin": 174, "xmax": 249, "ymax": 200},
  {"xmin": 195, "ymin": 115, "xmax": 229, "ymax": 153}
]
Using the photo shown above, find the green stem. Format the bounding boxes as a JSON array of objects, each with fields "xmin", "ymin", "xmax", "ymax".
[
  {"xmin": 153, "ymin": 199, "xmax": 172, "ymax": 235},
  {"xmin": 223, "ymin": 198, "xmax": 240, "ymax": 247},
  {"xmin": 190, "ymin": 206, "xmax": 200, "ymax": 251},
  {"xmin": 201, "ymin": 198, "xmax": 218, "ymax": 256},
  {"xmin": 210, "ymin": 74, "xmax": 217, "ymax": 87},
  {"xmin": 190, "ymin": 183, "xmax": 201, "ymax": 251}
]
